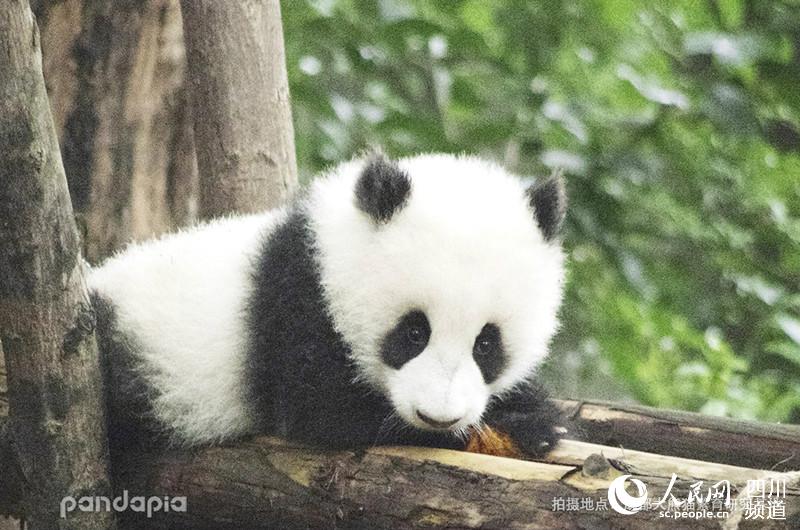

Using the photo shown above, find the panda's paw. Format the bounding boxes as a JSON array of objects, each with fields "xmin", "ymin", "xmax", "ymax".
[
  {"xmin": 482, "ymin": 381, "xmax": 564, "ymax": 458},
  {"xmin": 486, "ymin": 409, "xmax": 561, "ymax": 458}
]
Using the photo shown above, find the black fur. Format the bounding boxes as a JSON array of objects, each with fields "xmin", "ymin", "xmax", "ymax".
[
  {"xmin": 483, "ymin": 379, "xmax": 562, "ymax": 456},
  {"xmin": 526, "ymin": 170, "xmax": 567, "ymax": 241},
  {"xmin": 354, "ymin": 154, "xmax": 411, "ymax": 223},
  {"xmin": 472, "ymin": 323, "xmax": 506, "ymax": 383},
  {"xmin": 91, "ymin": 292, "xmax": 167, "ymax": 460},
  {"xmin": 244, "ymin": 208, "xmax": 457, "ymax": 449},
  {"xmin": 243, "ymin": 205, "xmax": 561, "ymax": 454},
  {"xmin": 379, "ymin": 310, "xmax": 430, "ymax": 369}
]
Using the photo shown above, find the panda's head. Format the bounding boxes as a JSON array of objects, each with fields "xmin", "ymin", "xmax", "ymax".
[{"xmin": 309, "ymin": 153, "xmax": 566, "ymax": 433}]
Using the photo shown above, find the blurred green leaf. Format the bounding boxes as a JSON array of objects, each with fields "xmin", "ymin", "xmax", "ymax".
[{"xmin": 283, "ymin": 0, "xmax": 800, "ymax": 422}]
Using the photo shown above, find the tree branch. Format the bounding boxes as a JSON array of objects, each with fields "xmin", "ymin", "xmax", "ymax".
[{"xmin": 557, "ymin": 399, "xmax": 800, "ymax": 472}]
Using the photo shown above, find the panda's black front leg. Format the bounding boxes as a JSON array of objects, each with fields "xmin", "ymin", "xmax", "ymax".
[{"xmin": 481, "ymin": 379, "xmax": 563, "ymax": 458}]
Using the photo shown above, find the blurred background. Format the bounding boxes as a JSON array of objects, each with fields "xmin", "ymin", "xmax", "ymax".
[{"xmin": 34, "ymin": 0, "xmax": 800, "ymax": 422}]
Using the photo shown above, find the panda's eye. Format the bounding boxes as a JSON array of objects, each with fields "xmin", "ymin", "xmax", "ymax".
[
  {"xmin": 473, "ymin": 323, "xmax": 502, "ymax": 363},
  {"xmin": 474, "ymin": 337, "xmax": 494, "ymax": 356},
  {"xmin": 473, "ymin": 323, "xmax": 505, "ymax": 383},
  {"xmin": 407, "ymin": 325, "xmax": 426, "ymax": 345},
  {"xmin": 381, "ymin": 310, "xmax": 431, "ymax": 369}
]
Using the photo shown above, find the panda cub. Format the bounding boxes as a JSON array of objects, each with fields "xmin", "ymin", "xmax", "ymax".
[{"xmin": 90, "ymin": 153, "xmax": 567, "ymax": 456}]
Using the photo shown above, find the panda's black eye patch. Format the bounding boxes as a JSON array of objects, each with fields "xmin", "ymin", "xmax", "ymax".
[
  {"xmin": 473, "ymin": 323, "xmax": 505, "ymax": 383},
  {"xmin": 381, "ymin": 310, "xmax": 430, "ymax": 369}
]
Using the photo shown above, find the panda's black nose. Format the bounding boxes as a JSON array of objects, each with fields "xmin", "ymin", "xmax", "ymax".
[{"xmin": 416, "ymin": 410, "xmax": 460, "ymax": 429}]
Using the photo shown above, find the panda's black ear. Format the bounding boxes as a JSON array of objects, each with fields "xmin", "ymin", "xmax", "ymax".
[
  {"xmin": 526, "ymin": 169, "xmax": 567, "ymax": 241},
  {"xmin": 355, "ymin": 153, "xmax": 411, "ymax": 223}
]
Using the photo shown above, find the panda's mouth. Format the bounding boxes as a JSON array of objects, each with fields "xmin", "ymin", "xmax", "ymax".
[{"xmin": 415, "ymin": 410, "xmax": 461, "ymax": 429}]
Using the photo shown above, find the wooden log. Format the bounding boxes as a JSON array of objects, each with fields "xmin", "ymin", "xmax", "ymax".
[
  {"xmin": 0, "ymin": 1, "xmax": 115, "ymax": 527},
  {"xmin": 2, "ymin": 375, "xmax": 800, "ymax": 522},
  {"xmin": 555, "ymin": 399, "xmax": 800, "ymax": 472},
  {"xmin": 3, "ymin": 386, "xmax": 800, "ymax": 522},
  {"xmin": 4, "ymin": 356, "xmax": 800, "ymax": 525},
  {"xmin": 545, "ymin": 439, "xmax": 772, "ymax": 485},
  {"xmin": 1, "ymin": 425, "xmax": 797, "ymax": 529},
  {"xmin": 179, "ymin": 0, "xmax": 298, "ymax": 219}
]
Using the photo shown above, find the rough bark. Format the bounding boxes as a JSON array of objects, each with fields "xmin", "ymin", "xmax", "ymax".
[
  {"xmin": 179, "ymin": 0, "xmax": 298, "ymax": 219},
  {"xmin": 0, "ymin": 516, "xmax": 19, "ymax": 530},
  {"xmin": 0, "ymin": 347, "xmax": 12, "ymax": 530},
  {"xmin": 0, "ymin": 342, "xmax": 6, "ymax": 417},
  {"xmin": 0, "ymin": 427, "xmax": 798, "ymax": 529},
  {"xmin": 0, "ymin": 2, "xmax": 115, "ymax": 528},
  {"xmin": 557, "ymin": 399, "xmax": 800, "ymax": 472},
  {"xmin": 34, "ymin": 0, "xmax": 198, "ymax": 262}
]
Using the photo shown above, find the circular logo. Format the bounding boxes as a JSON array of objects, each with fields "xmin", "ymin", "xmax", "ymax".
[{"xmin": 608, "ymin": 474, "xmax": 648, "ymax": 515}]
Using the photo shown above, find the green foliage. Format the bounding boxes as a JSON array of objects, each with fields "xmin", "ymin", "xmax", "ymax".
[{"xmin": 282, "ymin": 0, "xmax": 800, "ymax": 422}]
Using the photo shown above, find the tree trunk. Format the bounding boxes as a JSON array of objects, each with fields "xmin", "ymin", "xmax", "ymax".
[
  {"xmin": 179, "ymin": 0, "xmax": 298, "ymax": 218},
  {"xmin": 0, "ymin": 2, "xmax": 115, "ymax": 528},
  {"xmin": 34, "ymin": 0, "xmax": 198, "ymax": 263}
]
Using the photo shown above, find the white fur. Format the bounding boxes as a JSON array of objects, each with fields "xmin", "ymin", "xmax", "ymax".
[
  {"xmin": 89, "ymin": 212, "xmax": 286, "ymax": 444},
  {"xmin": 309, "ymin": 154, "xmax": 566, "ymax": 431}
]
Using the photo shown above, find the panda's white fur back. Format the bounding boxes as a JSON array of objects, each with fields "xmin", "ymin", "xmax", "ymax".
[{"xmin": 89, "ymin": 212, "xmax": 286, "ymax": 443}]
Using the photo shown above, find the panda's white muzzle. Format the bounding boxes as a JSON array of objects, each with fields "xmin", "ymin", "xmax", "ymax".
[{"xmin": 386, "ymin": 349, "xmax": 489, "ymax": 432}]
